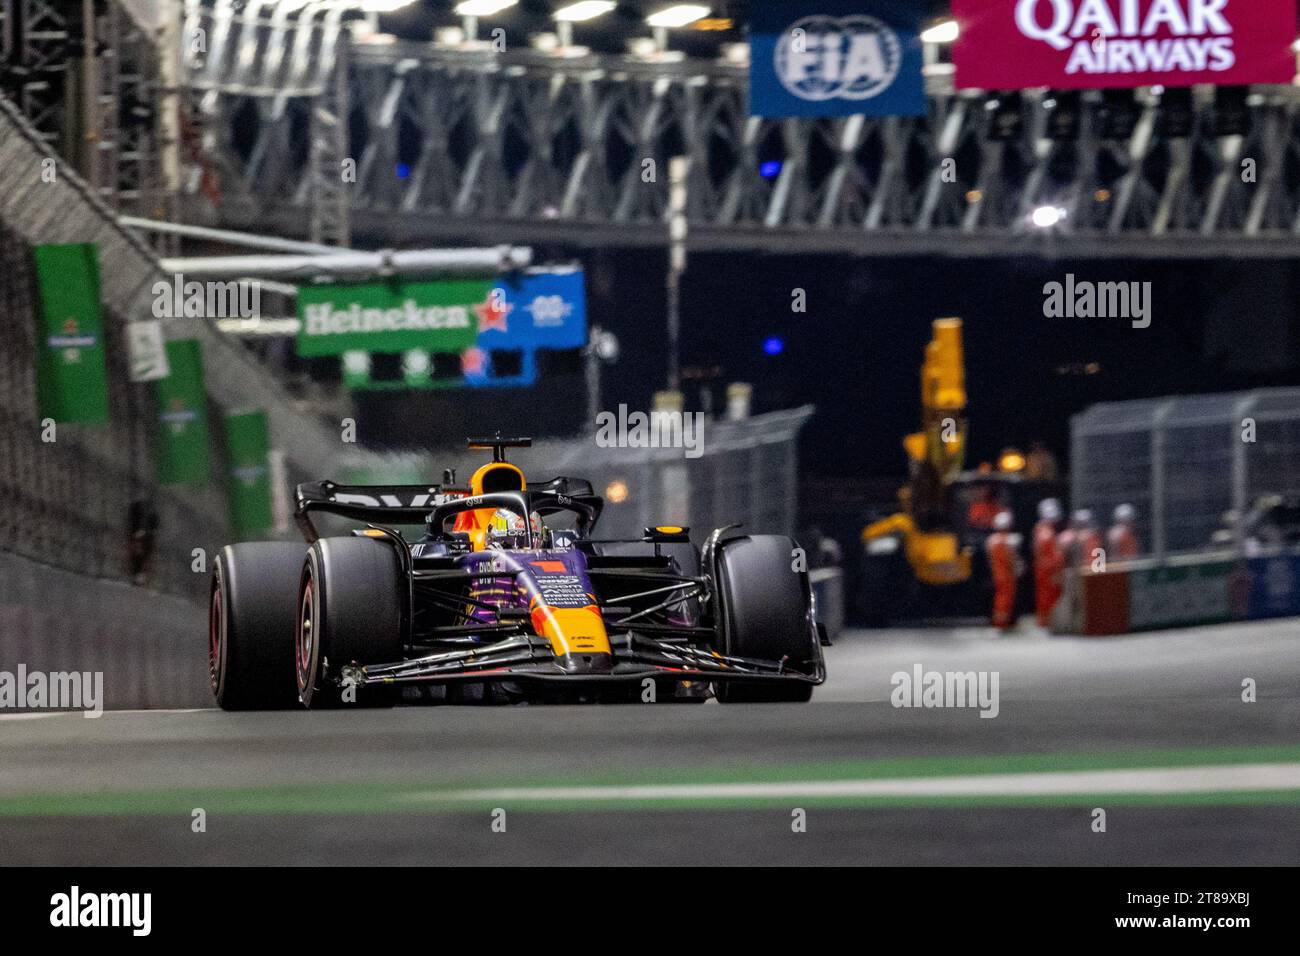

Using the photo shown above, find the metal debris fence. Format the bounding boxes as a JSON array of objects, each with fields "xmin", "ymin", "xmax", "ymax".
[{"xmin": 1071, "ymin": 389, "xmax": 1300, "ymax": 558}]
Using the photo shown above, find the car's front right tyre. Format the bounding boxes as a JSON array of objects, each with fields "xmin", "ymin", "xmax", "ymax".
[{"xmin": 296, "ymin": 536, "xmax": 404, "ymax": 709}]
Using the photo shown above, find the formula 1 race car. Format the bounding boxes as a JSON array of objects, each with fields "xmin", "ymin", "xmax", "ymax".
[{"xmin": 209, "ymin": 437, "xmax": 826, "ymax": 709}]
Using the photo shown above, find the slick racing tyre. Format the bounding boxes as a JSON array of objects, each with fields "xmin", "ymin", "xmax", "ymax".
[
  {"xmin": 210, "ymin": 543, "xmax": 306, "ymax": 711},
  {"xmin": 713, "ymin": 534, "xmax": 817, "ymax": 703},
  {"xmin": 296, "ymin": 536, "xmax": 404, "ymax": 709}
]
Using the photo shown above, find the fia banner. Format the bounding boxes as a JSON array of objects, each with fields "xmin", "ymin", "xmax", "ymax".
[
  {"xmin": 952, "ymin": 0, "xmax": 1297, "ymax": 91},
  {"xmin": 151, "ymin": 340, "xmax": 210, "ymax": 486},
  {"xmin": 33, "ymin": 244, "xmax": 110, "ymax": 424},
  {"xmin": 749, "ymin": 0, "xmax": 926, "ymax": 117}
]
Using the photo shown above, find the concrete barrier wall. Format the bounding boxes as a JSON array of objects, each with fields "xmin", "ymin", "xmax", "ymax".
[
  {"xmin": 0, "ymin": 550, "xmax": 208, "ymax": 711},
  {"xmin": 1074, "ymin": 547, "xmax": 1300, "ymax": 636}
]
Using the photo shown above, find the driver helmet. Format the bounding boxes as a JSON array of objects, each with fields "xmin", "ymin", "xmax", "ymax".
[{"xmin": 486, "ymin": 509, "xmax": 547, "ymax": 549}]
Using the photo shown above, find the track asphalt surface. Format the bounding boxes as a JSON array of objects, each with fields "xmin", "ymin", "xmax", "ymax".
[{"xmin": 1, "ymin": 618, "xmax": 1297, "ymax": 864}]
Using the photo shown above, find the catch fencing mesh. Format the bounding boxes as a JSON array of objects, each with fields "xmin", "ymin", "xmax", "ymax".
[
  {"xmin": 1072, "ymin": 389, "xmax": 1300, "ymax": 557},
  {"xmin": 0, "ymin": 223, "xmax": 228, "ymax": 599}
]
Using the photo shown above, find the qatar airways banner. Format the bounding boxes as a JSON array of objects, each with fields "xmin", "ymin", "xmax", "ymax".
[{"xmin": 952, "ymin": 0, "xmax": 1297, "ymax": 91}]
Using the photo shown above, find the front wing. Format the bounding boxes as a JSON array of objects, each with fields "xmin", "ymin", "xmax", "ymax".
[{"xmin": 340, "ymin": 631, "xmax": 826, "ymax": 690}]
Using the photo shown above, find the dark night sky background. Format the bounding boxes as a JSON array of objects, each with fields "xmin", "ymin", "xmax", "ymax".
[
  {"xmin": 346, "ymin": 2, "xmax": 1300, "ymax": 489},
  {"xmin": 355, "ymin": 249, "xmax": 1300, "ymax": 483}
]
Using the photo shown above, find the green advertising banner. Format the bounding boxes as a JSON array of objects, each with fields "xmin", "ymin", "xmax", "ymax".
[
  {"xmin": 224, "ymin": 410, "xmax": 273, "ymax": 539},
  {"xmin": 296, "ymin": 278, "xmax": 492, "ymax": 357},
  {"xmin": 152, "ymin": 339, "xmax": 210, "ymax": 485},
  {"xmin": 1128, "ymin": 560, "xmax": 1237, "ymax": 631},
  {"xmin": 33, "ymin": 243, "xmax": 110, "ymax": 423}
]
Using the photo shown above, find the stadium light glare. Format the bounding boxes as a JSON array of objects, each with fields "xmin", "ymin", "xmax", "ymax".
[
  {"xmin": 720, "ymin": 41, "xmax": 749, "ymax": 65},
  {"xmin": 453, "ymin": 0, "xmax": 517, "ymax": 16},
  {"xmin": 554, "ymin": 1, "xmax": 616, "ymax": 22},
  {"xmin": 1031, "ymin": 205, "xmax": 1066, "ymax": 229},
  {"xmin": 920, "ymin": 20, "xmax": 959, "ymax": 44},
  {"xmin": 646, "ymin": 5, "xmax": 710, "ymax": 29},
  {"xmin": 626, "ymin": 36, "xmax": 660, "ymax": 57}
]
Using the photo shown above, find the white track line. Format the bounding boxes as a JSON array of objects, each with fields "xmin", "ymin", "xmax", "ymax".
[
  {"xmin": 0, "ymin": 708, "xmax": 206, "ymax": 721},
  {"xmin": 415, "ymin": 763, "xmax": 1300, "ymax": 804},
  {"xmin": 0, "ymin": 712, "xmax": 67, "ymax": 721}
]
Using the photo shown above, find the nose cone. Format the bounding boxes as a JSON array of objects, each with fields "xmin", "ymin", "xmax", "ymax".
[
  {"xmin": 555, "ymin": 649, "xmax": 614, "ymax": 675},
  {"xmin": 529, "ymin": 601, "xmax": 612, "ymax": 667},
  {"xmin": 521, "ymin": 551, "xmax": 613, "ymax": 666}
]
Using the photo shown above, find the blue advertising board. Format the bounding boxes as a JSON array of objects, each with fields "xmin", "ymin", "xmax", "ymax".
[
  {"xmin": 1245, "ymin": 552, "xmax": 1300, "ymax": 620},
  {"xmin": 466, "ymin": 267, "xmax": 587, "ymax": 388},
  {"xmin": 488, "ymin": 268, "xmax": 587, "ymax": 350},
  {"xmin": 749, "ymin": 0, "xmax": 926, "ymax": 118},
  {"xmin": 340, "ymin": 267, "xmax": 587, "ymax": 390}
]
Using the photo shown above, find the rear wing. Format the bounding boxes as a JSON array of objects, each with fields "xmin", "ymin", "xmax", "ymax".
[{"xmin": 295, "ymin": 480, "xmax": 468, "ymax": 540}]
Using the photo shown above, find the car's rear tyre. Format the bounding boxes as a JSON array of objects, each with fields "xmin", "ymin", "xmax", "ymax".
[
  {"xmin": 210, "ymin": 543, "xmax": 305, "ymax": 711},
  {"xmin": 713, "ymin": 534, "xmax": 817, "ymax": 703},
  {"xmin": 296, "ymin": 536, "xmax": 404, "ymax": 709}
]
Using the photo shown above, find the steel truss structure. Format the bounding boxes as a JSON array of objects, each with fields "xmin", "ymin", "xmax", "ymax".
[
  {"xmin": 0, "ymin": 0, "xmax": 166, "ymax": 215},
  {"xmin": 191, "ymin": 33, "xmax": 1300, "ymax": 259},
  {"xmin": 0, "ymin": 0, "xmax": 74, "ymax": 151},
  {"xmin": 11, "ymin": 3, "xmax": 1300, "ymax": 258}
]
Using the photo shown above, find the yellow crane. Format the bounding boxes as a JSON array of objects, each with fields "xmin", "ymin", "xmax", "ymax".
[
  {"xmin": 859, "ymin": 318, "xmax": 1064, "ymax": 625},
  {"xmin": 861, "ymin": 318, "xmax": 973, "ymax": 587}
]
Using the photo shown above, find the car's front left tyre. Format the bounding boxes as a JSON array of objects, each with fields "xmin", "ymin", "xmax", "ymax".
[
  {"xmin": 210, "ymin": 543, "xmax": 307, "ymax": 711},
  {"xmin": 296, "ymin": 536, "xmax": 405, "ymax": 709}
]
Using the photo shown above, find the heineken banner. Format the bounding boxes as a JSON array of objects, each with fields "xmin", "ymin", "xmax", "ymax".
[
  {"xmin": 296, "ymin": 278, "xmax": 492, "ymax": 358},
  {"xmin": 331, "ymin": 269, "xmax": 588, "ymax": 390},
  {"xmin": 224, "ymin": 410, "xmax": 273, "ymax": 539},
  {"xmin": 151, "ymin": 339, "xmax": 210, "ymax": 485},
  {"xmin": 33, "ymin": 243, "xmax": 110, "ymax": 423}
]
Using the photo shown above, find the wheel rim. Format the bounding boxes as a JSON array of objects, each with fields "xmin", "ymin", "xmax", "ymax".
[
  {"xmin": 296, "ymin": 577, "xmax": 315, "ymax": 695},
  {"xmin": 208, "ymin": 580, "xmax": 223, "ymax": 693}
]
